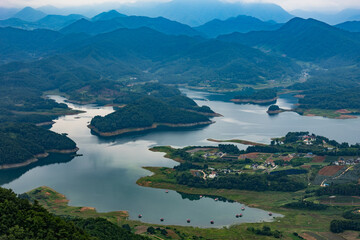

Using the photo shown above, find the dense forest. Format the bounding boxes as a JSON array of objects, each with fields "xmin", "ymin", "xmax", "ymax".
[
  {"xmin": 290, "ymin": 67, "xmax": 360, "ymax": 110},
  {"xmin": 176, "ymin": 171, "xmax": 306, "ymax": 192},
  {"xmin": 283, "ymin": 200, "xmax": 328, "ymax": 210},
  {"xmin": 0, "ymin": 123, "xmax": 76, "ymax": 165},
  {"xmin": 90, "ymin": 96, "xmax": 211, "ymax": 133},
  {"xmin": 0, "ymin": 187, "xmax": 147, "ymax": 239},
  {"xmin": 316, "ymin": 183, "xmax": 360, "ymax": 196},
  {"xmin": 71, "ymin": 218, "xmax": 149, "ymax": 240},
  {"xmin": 330, "ymin": 220, "xmax": 360, "ymax": 233}
]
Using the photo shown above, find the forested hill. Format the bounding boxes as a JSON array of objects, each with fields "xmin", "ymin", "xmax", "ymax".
[
  {"xmin": 335, "ymin": 21, "xmax": 360, "ymax": 32},
  {"xmin": 0, "ymin": 26, "xmax": 300, "ymax": 90},
  {"xmin": 90, "ymin": 96, "xmax": 212, "ymax": 135},
  {"xmin": 0, "ymin": 187, "xmax": 148, "ymax": 240},
  {"xmin": 218, "ymin": 17, "xmax": 360, "ymax": 64},
  {"xmin": 0, "ymin": 123, "xmax": 77, "ymax": 166},
  {"xmin": 195, "ymin": 15, "xmax": 282, "ymax": 38},
  {"xmin": 290, "ymin": 67, "xmax": 360, "ymax": 110},
  {"xmin": 60, "ymin": 16, "xmax": 201, "ymax": 36}
]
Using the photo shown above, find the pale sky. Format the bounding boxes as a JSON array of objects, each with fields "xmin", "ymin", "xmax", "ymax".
[{"xmin": 1, "ymin": 0, "xmax": 360, "ymax": 12}]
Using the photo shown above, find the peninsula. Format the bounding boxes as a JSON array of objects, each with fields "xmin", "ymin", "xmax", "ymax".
[{"xmin": 0, "ymin": 123, "xmax": 78, "ymax": 169}]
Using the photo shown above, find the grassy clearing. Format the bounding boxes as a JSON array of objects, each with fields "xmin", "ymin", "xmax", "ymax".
[{"xmin": 26, "ymin": 186, "xmax": 128, "ymax": 222}]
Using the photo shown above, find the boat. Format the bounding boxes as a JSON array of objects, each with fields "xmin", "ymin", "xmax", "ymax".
[
  {"xmin": 210, "ymin": 220, "xmax": 214, "ymax": 224},
  {"xmin": 240, "ymin": 214, "xmax": 243, "ymax": 217},
  {"xmin": 241, "ymin": 207, "xmax": 245, "ymax": 211},
  {"xmin": 200, "ymin": 195, "xmax": 203, "ymax": 198},
  {"xmin": 165, "ymin": 190, "xmax": 169, "ymax": 193},
  {"xmin": 269, "ymin": 212, "xmax": 273, "ymax": 216},
  {"xmin": 236, "ymin": 214, "xmax": 239, "ymax": 218},
  {"xmin": 187, "ymin": 219, "xmax": 191, "ymax": 223},
  {"xmin": 138, "ymin": 214, "xmax": 142, "ymax": 218},
  {"xmin": 160, "ymin": 218, "xmax": 164, "ymax": 222},
  {"xmin": 215, "ymin": 198, "xmax": 218, "ymax": 201}
]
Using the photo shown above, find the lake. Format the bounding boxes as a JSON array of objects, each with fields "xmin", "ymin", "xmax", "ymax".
[{"xmin": 2, "ymin": 89, "xmax": 360, "ymax": 227}]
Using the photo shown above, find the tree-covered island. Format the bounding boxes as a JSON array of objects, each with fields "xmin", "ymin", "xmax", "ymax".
[{"xmin": 89, "ymin": 84, "xmax": 218, "ymax": 137}]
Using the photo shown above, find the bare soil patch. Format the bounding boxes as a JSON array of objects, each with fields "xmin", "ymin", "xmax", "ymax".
[{"xmin": 318, "ymin": 166, "xmax": 345, "ymax": 176}]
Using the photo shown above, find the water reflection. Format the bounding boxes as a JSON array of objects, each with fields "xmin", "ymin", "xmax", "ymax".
[
  {"xmin": 0, "ymin": 154, "xmax": 75, "ymax": 185},
  {"xmin": 2, "ymin": 89, "xmax": 359, "ymax": 227}
]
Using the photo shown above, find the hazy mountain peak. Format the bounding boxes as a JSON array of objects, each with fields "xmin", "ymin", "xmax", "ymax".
[
  {"xmin": 118, "ymin": 0, "xmax": 292, "ymax": 26},
  {"xmin": 336, "ymin": 21, "xmax": 360, "ymax": 32},
  {"xmin": 13, "ymin": 7, "xmax": 47, "ymax": 22},
  {"xmin": 280, "ymin": 17, "xmax": 331, "ymax": 31},
  {"xmin": 196, "ymin": 14, "xmax": 282, "ymax": 38},
  {"xmin": 92, "ymin": 10, "xmax": 126, "ymax": 22}
]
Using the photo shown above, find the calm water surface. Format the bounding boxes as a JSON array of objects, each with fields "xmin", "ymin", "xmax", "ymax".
[{"xmin": 2, "ymin": 89, "xmax": 360, "ymax": 227}]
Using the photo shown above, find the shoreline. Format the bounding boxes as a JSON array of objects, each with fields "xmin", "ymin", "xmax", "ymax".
[
  {"xmin": 230, "ymin": 97, "xmax": 278, "ymax": 104},
  {"xmin": 35, "ymin": 121, "xmax": 56, "ymax": 127},
  {"xmin": 0, "ymin": 148, "xmax": 79, "ymax": 170},
  {"xmin": 207, "ymin": 138, "xmax": 267, "ymax": 146},
  {"xmin": 88, "ymin": 121, "xmax": 215, "ymax": 137}
]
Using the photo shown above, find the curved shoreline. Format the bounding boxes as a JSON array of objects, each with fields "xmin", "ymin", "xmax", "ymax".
[
  {"xmin": 0, "ymin": 148, "xmax": 79, "ymax": 170},
  {"xmin": 88, "ymin": 121, "xmax": 215, "ymax": 137}
]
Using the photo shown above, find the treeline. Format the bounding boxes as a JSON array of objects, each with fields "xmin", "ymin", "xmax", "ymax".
[
  {"xmin": 247, "ymin": 226, "xmax": 282, "ymax": 238},
  {"xmin": 283, "ymin": 132, "xmax": 352, "ymax": 148},
  {"xmin": 176, "ymin": 172, "xmax": 306, "ymax": 192},
  {"xmin": 0, "ymin": 187, "xmax": 148, "ymax": 240},
  {"xmin": 0, "ymin": 123, "xmax": 76, "ymax": 165},
  {"xmin": 330, "ymin": 220, "xmax": 360, "ymax": 233},
  {"xmin": 343, "ymin": 209, "xmax": 360, "ymax": 220},
  {"xmin": 246, "ymin": 141, "xmax": 360, "ymax": 157},
  {"xmin": 91, "ymin": 96, "xmax": 210, "ymax": 133},
  {"xmin": 283, "ymin": 201, "xmax": 328, "ymax": 210},
  {"xmin": 0, "ymin": 187, "xmax": 89, "ymax": 239},
  {"xmin": 218, "ymin": 144, "xmax": 240, "ymax": 154},
  {"xmin": 316, "ymin": 184, "xmax": 360, "ymax": 196},
  {"xmin": 72, "ymin": 218, "xmax": 149, "ymax": 240}
]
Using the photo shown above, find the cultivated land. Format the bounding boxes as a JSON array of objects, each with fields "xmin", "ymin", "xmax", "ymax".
[{"xmin": 136, "ymin": 132, "xmax": 360, "ymax": 238}]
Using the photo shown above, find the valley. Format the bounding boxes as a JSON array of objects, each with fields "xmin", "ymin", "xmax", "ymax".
[{"xmin": 1, "ymin": 2, "xmax": 360, "ymax": 239}]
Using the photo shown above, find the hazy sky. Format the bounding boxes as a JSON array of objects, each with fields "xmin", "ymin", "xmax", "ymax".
[{"xmin": 1, "ymin": 0, "xmax": 360, "ymax": 11}]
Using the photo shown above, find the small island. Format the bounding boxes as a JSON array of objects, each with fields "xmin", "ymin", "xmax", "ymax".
[
  {"xmin": 0, "ymin": 123, "xmax": 78, "ymax": 169},
  {"xmin": 266, "ymin": 104, "xmax": 289, "ymax": 115},
  {"xmin": 230, "ymin": 88, "xmax": 278, "ymax": 105},
  {"xmin": 89, "ymin": 96, "xmax": 215, "ymax": 137}
]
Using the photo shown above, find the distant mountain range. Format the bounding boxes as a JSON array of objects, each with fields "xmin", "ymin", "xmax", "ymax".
[
  {"xmin": 12, "ymin": 7, "xmax": 46, "ymax": 22},
  {"xmin": 335, "ymin": 21, "xmax": 360, "ymax": 32},
  {"xmin": 0, "ymin": 24, "xmax": 299, "ymax": 91},
  {"xmin": 218, "ymin": 18, "xmax": 360, "ymax": 64},
  {"xmin": 291, "ymin": 9, "xmax": 360, "ymax": 25},
  {"xmin": 61, "ymin": 11, "xmax": 201, "ymax": 37},
  {"xmin": 195, "ymin": 15, "xmax": 282, "ymax": 38},
  {"xmin": 118, "ymin": 0, "xmax": 293, "ymax": 26}
]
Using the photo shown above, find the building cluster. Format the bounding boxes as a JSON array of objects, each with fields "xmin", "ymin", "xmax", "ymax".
[
  {"xmin": 334, "ymin": 157, "xmax": 360, "ymax": 166},
  {"xmin": 301, "ymin": 135, "xmax": 316, "ymax": 145}
]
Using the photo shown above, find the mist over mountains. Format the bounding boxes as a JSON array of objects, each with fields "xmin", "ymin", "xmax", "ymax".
[
  {"xmin": 2, "ymin": 0, "xmax": 360, "ymax": 26},
  {"xmin": 1, "ymin": 0, "xmax": 360, "ymax": 119}
]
